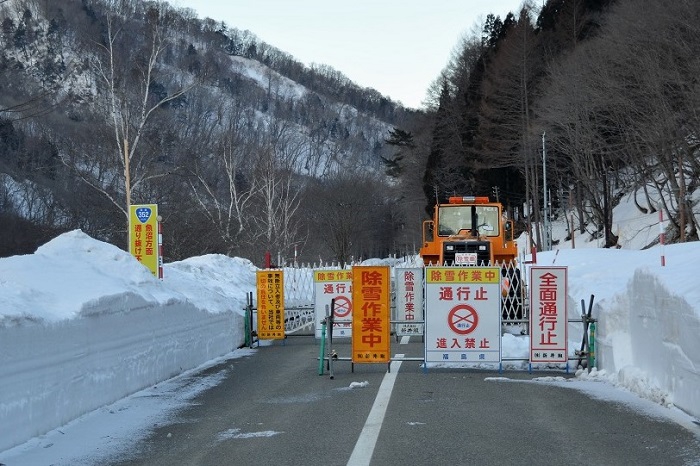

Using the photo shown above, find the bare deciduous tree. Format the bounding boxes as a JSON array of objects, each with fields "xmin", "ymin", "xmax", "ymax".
[
  {"xmin": 252, "ymin": 120, "xmax": 307, "ymax": 263},
  {"xmin": 88, "ymin": 2, "xmax": 193, "ymax": 220},
  {"xmin": 187, "ymin": 100, "xmax": 259, "ymax": 255}
]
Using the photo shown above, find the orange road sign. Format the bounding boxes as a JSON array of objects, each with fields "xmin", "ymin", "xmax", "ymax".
[{"xmin": 351, "ymin": 266, "xmax": 390, "ymax": 363}]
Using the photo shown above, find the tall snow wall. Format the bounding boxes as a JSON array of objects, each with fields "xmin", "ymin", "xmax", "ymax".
[
  {"xmin": 0, "ymin": 297, "xmax": 244, "ymax": 452},
  {"xmin": 597, "ymin": 269, "xmax": 700, "ymax": 420}
]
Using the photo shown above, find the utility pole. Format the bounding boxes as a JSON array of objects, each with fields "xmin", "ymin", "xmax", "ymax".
[
  {"xmin": 602, "ymin": 167, "xmax": 610, "ymax": 247},
  {"xmin": 679, "ymin": 151, "xmax": 686, "ymax": 242},
  {"xmin": 543, "ymin": 132, "xmax": 549, "ymax": 251}
]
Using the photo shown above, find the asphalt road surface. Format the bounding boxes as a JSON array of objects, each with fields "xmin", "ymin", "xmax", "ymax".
[{"xmin": 110, "ymin": 335, "xmax": 700, "ymax": 466}]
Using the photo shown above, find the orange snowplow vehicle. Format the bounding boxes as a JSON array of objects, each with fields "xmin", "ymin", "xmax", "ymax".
[
  {"xmin": 419, "ymin": 196, "xmax": 522, "ymax": 321},
  {"xmin": 419, "ymin": 196, "xmax": 517, "ymax": 266}
]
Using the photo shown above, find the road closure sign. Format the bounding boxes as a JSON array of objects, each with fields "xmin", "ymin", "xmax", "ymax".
[
  {"xmin": 256, "ymin": 270, "xmax": 285, "ymax": 340},
  {"xmin": 313, "ymin": 269, "xmax": 353, "ymax": 338},
  {"xmin": 351, "ymin": 266, "xmax": 390, "ymax": 364},
  {"xmin": 394, "ymin": 268, "xmax": 424, "ymax": 336},
  {"xmin": 529, "ymin": 266, "xmax": 568, "ymax": 363},
  {"xmin": 425, "ymin": 267, "xmax": 502, "ymax": 364}
]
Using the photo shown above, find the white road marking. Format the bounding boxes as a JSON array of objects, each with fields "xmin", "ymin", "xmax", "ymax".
[
  {"xmin": 400, "ymin": 335, "xmax": 410, "ymax": 344},
  {"xmin": 347, "ymin": 354, "xmax": 404, "ymax": 466}
]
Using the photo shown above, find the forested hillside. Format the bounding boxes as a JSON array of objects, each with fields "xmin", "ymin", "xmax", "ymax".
[
  {"xmin": 424, "ymin": 0, "xmax": 699, "ymax": 249},
  {"xmin": 1, "ymin": 0, "xmax": 698, "ymax": 264},
  {"xmin": 0, "ymin": 0, "xmax": 425, "ymax": 263}
]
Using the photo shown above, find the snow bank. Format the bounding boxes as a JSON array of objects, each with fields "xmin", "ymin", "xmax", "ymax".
[
  {"xmin": 0, "ymin": 231, "xmax": 252, "ymax": 452},
  {"xmin": 0, "ymin": 301, "xmax": 239, "ymax": 451},
  {"xmin": 531, "ymin": 244, "xmax": 700, "ymax": 420},
  {"xmin": 599, "ymin": 269, "xmax": 700, "ymax": 416}
]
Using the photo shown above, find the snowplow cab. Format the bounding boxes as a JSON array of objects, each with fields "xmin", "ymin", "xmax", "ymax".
[
  {"xmin": 419, "ymin": 196, "xmax": 517, "ymax": 266},
  {"xmin": 419, "ymin": 195, "xmax": 522, "ymax": 322}
]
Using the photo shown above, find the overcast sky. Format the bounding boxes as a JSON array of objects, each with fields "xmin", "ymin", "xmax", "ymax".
[{"xmin": 174, "ymin": 0, "xmax": 527, "ymax": 109}]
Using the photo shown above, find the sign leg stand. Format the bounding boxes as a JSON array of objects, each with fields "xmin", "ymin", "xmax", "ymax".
[
  {"xmin": 588, "ymin": 322, "xmax": 596, "ymax": 372},
  {"xmin": 318, "ymin": 318, "xmax": 326, "ymax": 376},
  {"xmin": 327, "ymin": 315, "xmax": 334, "ymax": 379}
]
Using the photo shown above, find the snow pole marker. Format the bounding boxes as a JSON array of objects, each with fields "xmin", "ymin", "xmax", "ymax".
[
  {"xmin": 659, "ymin": 210, "xmax": 666, "ymax": 266},
  {"xmin": 588, "ymin": 322, "xmax": 596, "ymax": 371}
]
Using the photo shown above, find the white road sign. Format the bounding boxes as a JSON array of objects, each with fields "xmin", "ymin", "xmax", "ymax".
[
  {"xmin": 395, "ymin": 268, "xmax": 424, "ymax": 336},
  {"xmin": 529, "ymin": 266, "xmax": 568, "ymax": 363},
  {"xmin": 424, "ymin": 267, "xmax": 502, "ymax": 364}
]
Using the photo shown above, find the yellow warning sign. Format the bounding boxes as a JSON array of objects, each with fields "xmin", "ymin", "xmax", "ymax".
[
  {"xmin": 129, "ymin": 204, "xmax": 159, "ymax": 277},
  {"xmin": 256, "ymin": 270, "xmax": 285, "ymax": 340}
]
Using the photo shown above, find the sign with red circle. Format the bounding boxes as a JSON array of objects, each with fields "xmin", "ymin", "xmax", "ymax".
[
  {"xmin": 313, "ymin": 270, "xmax": 354, "ymax": 339},
  {"xmin": 333, "ymin": 295, "xmax": 352, "ymax": 318},
  {"xmin": 423, "ymin": 266, "xmax": 502, "ymax": 364},
  {"xmin": 448, "ymin": 304, "xmax": 479, "ymax": 335}
]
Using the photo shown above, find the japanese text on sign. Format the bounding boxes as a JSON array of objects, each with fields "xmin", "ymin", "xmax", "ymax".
[
  {"xmin": 424, "ymin": 267, "xmax": 502, "ymax": 364},
  {"xmin": 395, "ymin": 268, "xmax": 424, "ymax": 336},
  {"xmin": 129, "ymin": 204, "xmax": 160, "ymax": 278},
  {"xmin": 313, "ymin": 270, "xmax": 353, "ymax": 338},
  {"xmin": 257, "ymin": 270, "xmax": 285, "ymax": 340},
  {"xmin": 351, "ymin": 266, "xmax": 390, "ymax": 363},
  {"xmin": 426, "ymin": 267, "xmax": 500, "ymax": 284},
  {"xmin": 529, "ymin": 266, "xmax": 567, "ymax": 363}
]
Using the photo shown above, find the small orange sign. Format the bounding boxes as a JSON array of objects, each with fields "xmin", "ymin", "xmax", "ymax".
[{"xmin": 351, "ymin": 266, "xmax": 390, "ymax": 363}]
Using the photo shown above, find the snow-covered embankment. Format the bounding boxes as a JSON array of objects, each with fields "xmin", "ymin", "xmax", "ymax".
[
  {"xmin": 0, "ymin": 231, "xmax": 253, "ymax": 452},
  {"xmin": 542, "ymin": 245, "xmax": 700, "ymax": 421}
]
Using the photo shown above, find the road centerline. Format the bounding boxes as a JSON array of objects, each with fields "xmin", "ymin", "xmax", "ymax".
[{"xmin": 347, "ymin": 354, "xmax": 404, "ymax": 466}]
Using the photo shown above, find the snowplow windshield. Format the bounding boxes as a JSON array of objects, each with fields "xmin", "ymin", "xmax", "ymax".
[{"xmin": 437, "ymin": 205, "xmax": 500, "ymax": 237}]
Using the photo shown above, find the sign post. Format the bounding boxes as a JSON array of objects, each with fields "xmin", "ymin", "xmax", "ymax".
[{"xmin": 424, "ymin": 267, "xmax": 502, "ymax": 365}]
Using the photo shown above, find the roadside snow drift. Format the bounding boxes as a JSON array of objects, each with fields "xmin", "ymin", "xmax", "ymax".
[
  {"xmin": 0, "ymin": 230, "xmax": 251, "ymax": 452},
  {"xmin": 530, "ymin": 244, "xmax": 700, "ymax": 422}
]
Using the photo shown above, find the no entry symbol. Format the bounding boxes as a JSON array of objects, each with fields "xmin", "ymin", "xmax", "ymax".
[
  {"xmin": 333, "ymin": 295, "xmax": 352, "ymax": 318},
  {"xmin": 448, "ymin": 304, "xmax": 479, "ymax": 335}
]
